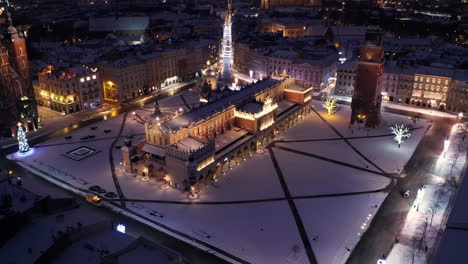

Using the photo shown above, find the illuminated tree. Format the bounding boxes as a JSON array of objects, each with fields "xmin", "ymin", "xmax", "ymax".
[
  {"xmin": 17, "ymin": 123, "xmax": 30, "ymax": 153},
  {"xmin": 390, "ymin": 124, "xmax": 411, "ymax": 148},
  {"xmin": 322, "ymin": 98, "xmax": 337, "ymax": 115}
]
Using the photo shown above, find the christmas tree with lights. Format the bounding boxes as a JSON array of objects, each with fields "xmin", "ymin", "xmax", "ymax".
[{"xmin": 17, "ymin": 122, "xmax": 30, "ymax": 153}]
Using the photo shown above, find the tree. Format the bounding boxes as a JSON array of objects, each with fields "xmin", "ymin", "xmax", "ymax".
[
  {"xmin": 322, "ymin": 98, "xmax": 337, "ymax": 115},
  {"xmin": 390, "ymin": 124, "xmax": 411, "ymax": 148},
  {"xmin": 17, "ymin": 123, "xmax": 30, "ymax": 153},
  {"xmin": 449, "ymin": 152, "xmax": 459, "ymax": 176}
]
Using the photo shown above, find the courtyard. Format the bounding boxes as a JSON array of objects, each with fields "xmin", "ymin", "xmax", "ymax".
[{"xmin": 9, "ymin": 100, "xmax": 430, "ymax": 264}]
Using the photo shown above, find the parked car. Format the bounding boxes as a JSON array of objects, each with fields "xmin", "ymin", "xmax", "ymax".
[
  {"xmin": 402, "ymin": 190, "xmax": 410, "ymax": 198},
  {"xmin": 104, "ymin": 192, "xmax": 117, "ymax": 198},
  {"xmin": 89, "ymin": 185, "xmax": 106, "ymax": 194}
]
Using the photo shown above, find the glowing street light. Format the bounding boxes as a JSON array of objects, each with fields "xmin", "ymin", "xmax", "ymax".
[
  {"xmin": 443, "ymin": 139, "xmax": 450, "ymax": 157},
  {"xmin": 458, "ymin": 112, "xmax": 463, "ymax": 128},
  {"xmin": 377, "ymin": 258, "xmax": 387, "ymax": 264},
  {"xmin": 116, "ymin": 224, "xmax": 126, "ymax": 234}
]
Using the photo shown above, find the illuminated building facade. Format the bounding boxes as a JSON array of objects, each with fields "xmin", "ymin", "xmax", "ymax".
[
  {"xmin": 350, "ymin": 28, "xmax": 385, "ymax": 127},
  {"xmin": 0, "ymin": 12, "xmax": 37, "ymax": 137},
  {"xmin": 36, "ymin": 65, "xmax": 102, "ymax": 114},
  {"xmin": 124, "ymin": 77, "xmax": 313, "ymax": 190},
  {"xmin": 100, "ymin": 43, "xmax": 218, "ymax": 102}
]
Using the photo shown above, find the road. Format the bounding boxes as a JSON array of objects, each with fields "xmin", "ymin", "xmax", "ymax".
[
  {"xmin": 0, "ymin": 82, "xmax": 194, "ymax": 154},
  {"xmin": 346, "ymin": 113, "xmax": 455, "ymax": 264}
]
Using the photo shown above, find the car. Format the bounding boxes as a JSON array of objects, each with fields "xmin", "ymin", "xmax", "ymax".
[
  {"xmin": 403, "ymin": 190, "xmax": 410, "ymax": 198},
  {"xmin": 89, "ymin": 185, "xmax": 106, "ymax": 193},
  {"xmin": 104, "ymin": 192, "xmax": 117, "ymax": 198},
  {"xmin": 85, "ymin": 194, "xmax": 102, "ymax": 206}
]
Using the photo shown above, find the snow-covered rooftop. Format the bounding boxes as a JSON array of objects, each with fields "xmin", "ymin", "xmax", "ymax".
[{"xmin": 162, "ymin": 78, "xmax": 281, "ymax": 130}]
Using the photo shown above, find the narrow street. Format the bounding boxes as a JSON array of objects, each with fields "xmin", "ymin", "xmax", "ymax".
[{"xmin": 347, "ymin": 115, "xmax": 455, "ymax": 264}]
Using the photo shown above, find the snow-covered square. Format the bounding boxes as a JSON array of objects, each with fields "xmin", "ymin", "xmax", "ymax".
[{"xmin": 10, "ymin": 100, "xmax": 430, "ymax": 264}]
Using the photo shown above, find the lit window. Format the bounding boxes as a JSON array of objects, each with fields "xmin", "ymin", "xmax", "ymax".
[
  {"xmin": 80, "ymin": 78, "xmax": 84, "ymax": 82},
  {"xmin": 414, "ymin": 76, "xmax": 419, "ymax": 82},
  {"xmin": 86, "ymin": 76, "xmax": 91, "ymax": 81},
  {"xmin": 92, "ymin": 75, "xmax": 96, "ymax": 79}
]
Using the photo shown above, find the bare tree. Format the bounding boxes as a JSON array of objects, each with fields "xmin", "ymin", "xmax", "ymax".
[
  {"xmin": 411, "ymin": 219, "xmax": 429, "ymax": 264},
  {"xmin": 449, "ymin": 152, "xmax": 459, "ymax": 176},
  {"xmin": 390, "ymin": 124, "xmax": 412, "ymax": 148}
]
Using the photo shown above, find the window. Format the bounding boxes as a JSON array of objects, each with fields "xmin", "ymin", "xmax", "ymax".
[
  {"xmin": 86, "ymin": 76, "xmax": 91, "ymax": 81},
  {"xmin": 80, "ymin": 78, "xmax": 84, "ymax": 82},
  {"xmin": 92, "ymin": 75, "xmax": 97, "ymax": 80}
]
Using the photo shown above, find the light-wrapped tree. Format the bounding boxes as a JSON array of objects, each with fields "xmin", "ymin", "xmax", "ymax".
[
  {"xmin": 322, "ymin": 98, "xmax": 337, "ymax": 115},
  {"xmin": 390, "ymin": 124, "xmax": 411, "ymax": 148}
]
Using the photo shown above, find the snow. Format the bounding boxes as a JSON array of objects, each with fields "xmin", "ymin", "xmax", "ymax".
[
  {"xmin": 275, "ymin": 140, "xmax": 373, "ymax": 168},
  {"xmin": 296, "ymin": 193, "xmax": 387, "ymax": 264},
  {"xmin": 386, "ymin": 123, "xmax": 468, "ymax": 264},
  {"xmin": 272, "ymin": 148, "xmax": 391, "ymax": 197},
  {"xmin": 383, "ymin": 102, "xmax": 457, "ymax": 118},
  {"xmin": 11, "ymin": 99, "xmax": 432, "ymax": 264},
  {"xmin": 347, "ymin": 125, "xmax": 427, "ymax": 173},
  {"xmin": 312, "ymin": 100, "xmax": 429, "ymax": 138},
  {"xmin": 139, "ymin": 201, "xmax": 309, "ymax": 264},
  {"xmin": 0, "ymin": 203, "xmax": 108, "ymax": 264}
]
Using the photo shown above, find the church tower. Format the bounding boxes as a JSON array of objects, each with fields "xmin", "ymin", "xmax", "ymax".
[
  {"xmin": 0, "ymin": 8, "xmax": 37, "ymax": 137},
  {"xmin": 350, "ymin": 27, "xmax": 385, "ymax": 127},
  {"xmin": 7, "ymin": 13, "xmax": 29, "ymax": 80}
]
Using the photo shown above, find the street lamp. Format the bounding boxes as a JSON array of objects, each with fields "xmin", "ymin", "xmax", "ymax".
[
  {"xmin": 443, "ymin": 139, "xmax": 450, "ymax": 157},
  {"xmin": 458, "ymin": 112, "xmax": 463, "ymax": 128},
  {"xmin": 377, "ymin": 258, "xmax": 387, "ymax": 264},
  {"xmin": 132, "ymin": 111, "xmax": 136, "ymax": 120}
]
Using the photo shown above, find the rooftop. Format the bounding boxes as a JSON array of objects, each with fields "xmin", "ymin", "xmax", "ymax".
[{"xmin": 162, "ymin": 78, "xmax": 282, "ymax": 131}]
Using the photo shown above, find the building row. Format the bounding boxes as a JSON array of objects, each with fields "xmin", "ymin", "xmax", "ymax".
[
  {"xmin": 32, "ymin": 37, "xmax": 220, "ymax": 114},
  {"xmin": 234, "ymin": 35, "xmax": 339, "ymax": 90},
  {"xmin": 334, "ymin": 60, "xmax": 468, "ymax": 113}
]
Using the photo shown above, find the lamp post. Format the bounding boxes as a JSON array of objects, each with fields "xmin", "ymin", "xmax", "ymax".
[
  {"xmin": 443, "ymin": 138, "xmax": 450, "ymax": 158},
  {"xmin": 458, "ymin": 112, "xmax": 463, "ymax": 128}
]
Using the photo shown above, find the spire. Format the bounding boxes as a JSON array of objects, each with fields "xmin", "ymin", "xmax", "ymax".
[{"xmin": 4, "ymin": 2, "xmax": 18, "ymax": 39}]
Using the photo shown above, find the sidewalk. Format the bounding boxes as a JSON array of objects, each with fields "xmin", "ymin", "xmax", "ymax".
[
  {"xmin": 383, "ymin": 102, "xmax": 457, "ymax": 119},
  {"xmin": 386, "ymin": 123, "xmax": 467, "ymax": 264}
]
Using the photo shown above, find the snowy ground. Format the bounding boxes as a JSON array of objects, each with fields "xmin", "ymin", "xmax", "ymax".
[
  {"xmin": 386, "ymin": 123, "xmax": 468, "ymax": 264},
  {"xmin": 10, "ymin": 100, "xmax": 430, "ymax": 264}
]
